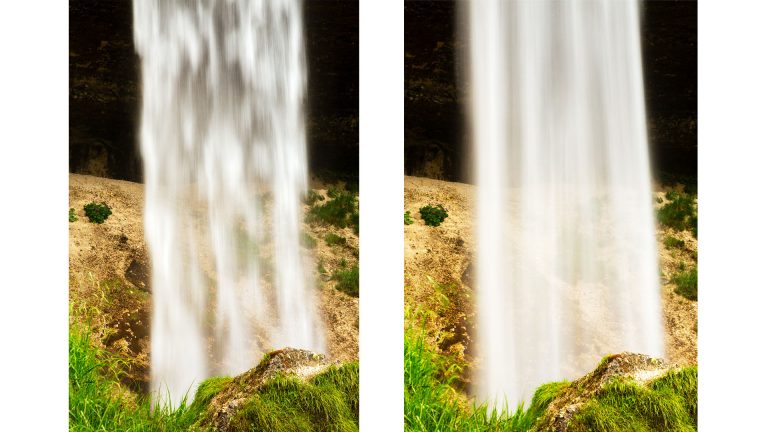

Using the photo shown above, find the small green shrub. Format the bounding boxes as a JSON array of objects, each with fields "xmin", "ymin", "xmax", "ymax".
[
  {"xmin": 672, "ymin": 268, "xmax": 697, "ymax": 301},
  {"xmin": 303, "ymin": 190, "xmax": 325, "ymax": 206},
  {"xmin": 351, "ymin": 210, "xmax": 359, "ymax": 235},
  {"xmin": 657, "ymin": 191, "xmax": 696, "ymax": 236},
  {"xmin": 332, "ymin": 266, "xmax": 359, "ymax": 297},
  {"xmin": 317, "ymin": 259, "xmax": 327, "ymax": 275},
  {"xmin": 663, "ymin": 236, "xmax": 685, "ymax": 250},
  {"xmin": 404, "ymin": 211, "xmax": 414, "ymax": 225},
  {"xmin": 307, "ymin": 188, "xmax": 357, "ymax": 229},
  {"xmin": 324, "ymin": 233, "xmax": 347, "ymax": 246},
  {"xmin": 83, "ymin": 202, "xmax": 112, "ymax": 224},
  {"xmin": 301, "ymin": 232, "xmax": 317, "ymax": 249},
  {"xmin": 69, "ymin": 208, "xmax": 78, "ymax": 222},
  {"xmin": 419, "ymin": 205, "xmax": 448, "ymax": 227}
]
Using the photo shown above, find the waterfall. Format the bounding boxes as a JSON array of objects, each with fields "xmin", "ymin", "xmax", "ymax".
[
  {"xmin": 468, "ymin": 0, "xmax": 664, "ymax": 409},
  {"xmin": 133, "ymin": 0, "xmax": 323, "ymax": 407}
]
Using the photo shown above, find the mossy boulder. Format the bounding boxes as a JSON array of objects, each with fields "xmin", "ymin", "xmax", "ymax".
[
  {"xmin": 532, "ymin": 353, "xmax": 697, "ymax": 432},
  {"xmin": 198, "ymin": 348, "xmax": 358, "ymax": 432}
]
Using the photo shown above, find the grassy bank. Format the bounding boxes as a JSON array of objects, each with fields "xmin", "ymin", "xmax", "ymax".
[
  {"xmin": 70, "ymin": 323, "xmax": 359, "ymax": 431},
  {"xmin": 404, "ymin": 315, "xmax": 566, "ymax": 431}
]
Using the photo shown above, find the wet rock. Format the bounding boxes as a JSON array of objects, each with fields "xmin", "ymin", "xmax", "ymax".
[{"xmin": 124, "ymin": 259, "xmax": 150, "ymax": 292}]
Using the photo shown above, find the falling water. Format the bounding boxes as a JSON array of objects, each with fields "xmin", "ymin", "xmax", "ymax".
[
  {"xmin": 469, "ymin": 0, "xmax": 664, "ymax": 409},
  {"xmin": 133, "ymin": 0, "xmax": 323, "ymax": 407}
]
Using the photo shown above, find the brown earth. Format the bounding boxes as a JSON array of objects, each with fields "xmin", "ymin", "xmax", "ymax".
[
  {"xmin": 403, "ymin": 175, "xmax": 698, "ymax": 384},
  {"xmin": 69, "ymin": 173, "xmax": 358, "ymax": 393}
]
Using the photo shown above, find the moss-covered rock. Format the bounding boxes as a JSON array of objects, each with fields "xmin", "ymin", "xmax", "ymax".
[
  {"xmin": 532, "ymin": 353, "xmax": 697, "ymax": 432},
  {"xmin": 198, "ymin": 348, "xmax": 358, "ymax": 432}
]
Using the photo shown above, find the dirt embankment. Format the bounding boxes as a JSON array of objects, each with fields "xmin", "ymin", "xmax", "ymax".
[
  {"xmin": 404, "ymin": 175, "xmax": 698, "ymax": 373},
  {"xmin": 69, "ymin": 173, "xmax": 359, "ymax": 393}
]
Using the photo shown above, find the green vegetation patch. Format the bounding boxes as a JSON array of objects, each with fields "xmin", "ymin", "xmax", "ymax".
[
  {"xmin": 569, "ymin": 367, "xmax": 698, "ymax": 432},
  {"xmin": 307, "ymin": 187, "xmax": 358, "ymax": 229},
  {"xmin": 324, "ymin": 232, "xmax": 347, "ymax": 246},
  {"xmin": 69, "ymin": 207, "xmax": 78, "ymax": 222},
  {"xmin": 71, "ymin": 322, "xmax": 359, "ymax": 431},
  {"xmin": 300, "ymin": 232, "xmax": 317, "ymax": 249},
  {"xmin": 672, "ymin": 267, "xmax": 697, "ymax": 301},
  {"xmin": 69, "ymin": 323, "xmax": 217, "ymax": 431},
  {"xmin": 229, "ymin": 363, "xmax": 359, "ymax": 432},
  {"xmin": 657, "ymin": 191, "xmax": 697, "ymax": 237},
  {"xmin": 303, "ymin": 189, "xmax": 325, "ymax": 206},
  {"xmin": 419, "ymin": 204, "xmax": 448, "ymax": 227},
  {"xmin": 83, "ymin": 202, "xmax": 112, "ymax": 224},
  {"xmin": 404, "ymin": 318, "xmax": 567, "ymax": 431},
  {"xmin": 404, "ymin": 211, "xmax": 414, "ymax": 225},
  {"xmin": 332, "ymin": 265, "xmax": 359, "ymax": 297},
  {"xmin": 663, "ymin": 236, "xmax": 685, "ymax": 250}
]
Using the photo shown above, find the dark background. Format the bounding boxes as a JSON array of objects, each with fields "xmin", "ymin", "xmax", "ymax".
[
  {"xmin": 405, "ymin": 0, "xmax": 697, "ymax": 183},
  {"xmin": 69, "ymin": 0, "xmax": 359, "ymax": 183}
]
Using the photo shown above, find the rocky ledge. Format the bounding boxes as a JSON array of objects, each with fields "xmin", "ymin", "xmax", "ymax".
[{"xmin": 532, "ymin": 352, "xmax": 696, "ymax": 432}]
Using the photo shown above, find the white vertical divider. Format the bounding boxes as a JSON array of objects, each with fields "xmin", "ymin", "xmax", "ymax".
[
  {"xmin": 359, "ymin": 0, "xmax": 405, "ymax": 430},
  {"xmin": 0, "ymin": 0, "xmax": 69, "ymax": 429},
  {"xmin": 699, "ymin": 0, "xmax": 768, "ymax": 430}
]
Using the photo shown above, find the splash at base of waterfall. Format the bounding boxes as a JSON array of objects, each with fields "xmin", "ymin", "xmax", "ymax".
[
  {"xmin": 468, "ymin": 0, "xmax": 664, "ymax": 410},
  {"xmin": 133, "ymin": 0, "xmax": 324, "ymax": 407}
]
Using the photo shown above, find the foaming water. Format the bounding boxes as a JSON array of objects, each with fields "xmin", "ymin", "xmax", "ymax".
[
  {"xmin": 468, "ymin": 0, "xmax": 664, "ymax": 409},
  {"xmin": 133, "ymin": 0, "xmax": 323, "ymax": 407}
]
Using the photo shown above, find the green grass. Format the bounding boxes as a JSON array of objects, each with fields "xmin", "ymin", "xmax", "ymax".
[
  {"xmin": 71, "ymin": 322, "xmax": 359, "ymax": 431},
  {"xmin": 404, "ymin": 317, "xmax": 568, "ymax": 432},
  {"xmin": 657, "ymin": 191, "xmax": 697, "ymax": 237},
  {"xmin": 303, "ymin": 190, "xmax": 325, "ymax": 206},
  {"xmin": 672, "ymin": 267, "xmax": 697, "ymax": 301},
  {"xmin": 69, "ymin": 323, "xmax": 211, "ymax": 431},
  {"xmin": 301, "ymin": 232, "xmax": 318, "ymax": 249},
  {"xmin": 404, "ymin": 211, "xmax": 415, "ymax": 225},
  {"xmin": 317, "ymin": 258, "xmax": 327, "ymax": 275},
  {"xmin": 663, "ymin": 236, "xmax": 685, "ymax": 250},
  {"xmin": 307, "ymin": 187, "xmax": 358, "ymax": 229},
  {"xmin": 83, "ymin": 202, "xmax": 112, "ymax": 224},
  {"xmin": 324, "ymin": 232, "xmax": 347, "ymax": 246},
  {"xmin": 351, "ymin": 210, "xmax": 359, "ymax": 235},
  {"xmin": 419, "ymin": 204, "xmax": 448, "ymax": 227},
  {"xmin": 569, "ymin": 367, "xmax": 698, "ymax": 432},
  {"xmin": 228, "ymin": 363, "xmax": 359, "ymax": 432},
  {"xmin": 70, "ymin": 207, "xmax": 78, "ymax": 222},
  {"xmin": 332, "ymin": 266, "xmax": 359, "ymax": 297}
]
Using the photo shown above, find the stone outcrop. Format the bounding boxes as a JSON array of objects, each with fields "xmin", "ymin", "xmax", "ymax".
[
  {"xmin": 203, "ymin": 348, "xmax": 337, "ymax": 432},
  {"xmin": 532, "ymin": 353, "xmax": 680, "ymax": 432}
]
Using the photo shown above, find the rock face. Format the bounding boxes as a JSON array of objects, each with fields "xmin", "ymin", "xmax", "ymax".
[
  {"xmin": 70, "ymin": 0, "xmax": 358, "ymax": 182},
  {"xmin": 204, "ymin": 348, "xmax": 336, "ymax": 432},
  {"xmin": 404, "ymin": 1, "xmax": 697, "ymax": 182},
  {"xmin": 532, "ymin": 353, "xmax": 678, "ymax": 432}
]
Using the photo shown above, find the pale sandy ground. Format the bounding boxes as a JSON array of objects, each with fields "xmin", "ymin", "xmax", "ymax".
[
  {"xmin": 69, "ymin": 173, "xmax": 358, "ymax": 392},
  {"xmin": 404, "ymin": 175, "xmax": 698, "ymax": 372}
]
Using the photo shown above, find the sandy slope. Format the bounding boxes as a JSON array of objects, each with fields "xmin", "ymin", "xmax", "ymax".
[
  {"xmin": 404, "ymin": 175, "xmax": 697, "ymax": 370},
  {"xmin": 69, "ymin": 173, "xmax": 359, "ymax": 392}
]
